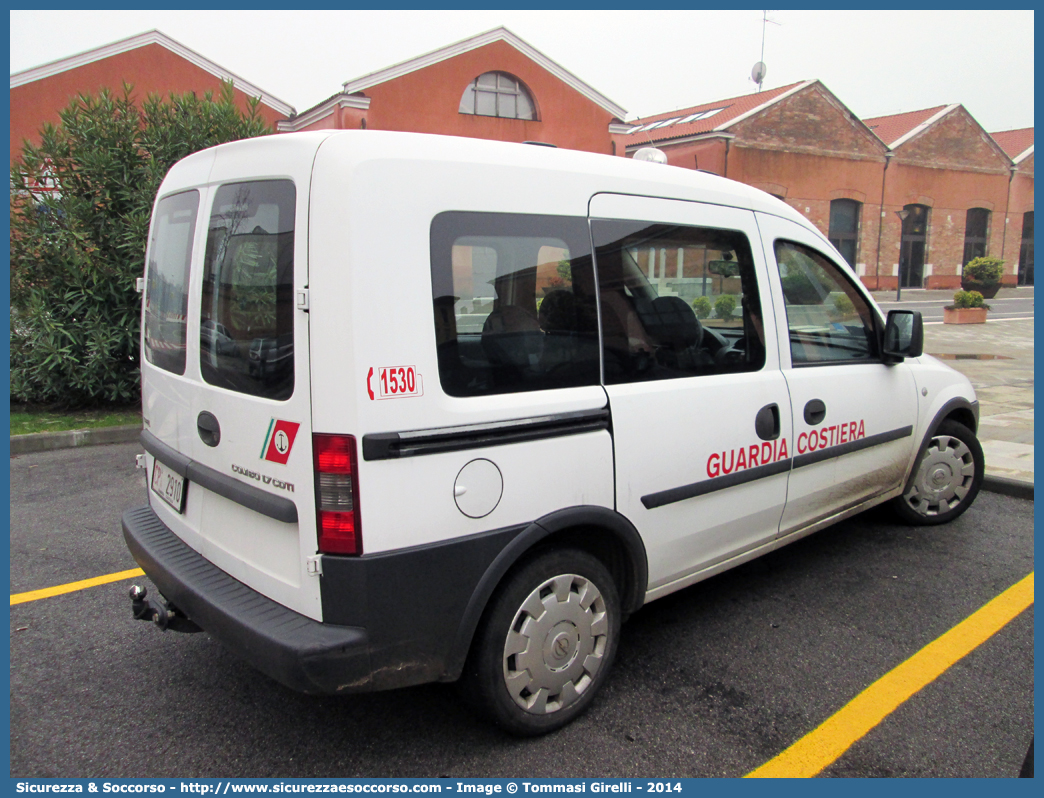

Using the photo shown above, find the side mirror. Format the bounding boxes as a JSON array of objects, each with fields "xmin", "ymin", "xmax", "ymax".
[{"xmin": 882, "ymin": 309, "xmax": 923, "ymax": 362}]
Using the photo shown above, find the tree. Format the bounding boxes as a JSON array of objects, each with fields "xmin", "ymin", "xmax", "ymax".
[{"xmin": 10, "ymin": 82, "xmax": 271, "ymax": 407}]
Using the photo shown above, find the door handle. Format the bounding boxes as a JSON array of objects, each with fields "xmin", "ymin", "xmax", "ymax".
[
  {"xmin": 804, "ymin": 399, "xmax": 827, "ymax": 426},
  {"xmin": 197, "ymin": 411, "xmax": 221, "ymax": 447},
  {"xmin": 755, "ymin": 403, "xmax": 780, "ymax": 441}
]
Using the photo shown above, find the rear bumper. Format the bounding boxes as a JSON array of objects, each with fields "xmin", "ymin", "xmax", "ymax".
[{"xmin": 122, "ymin": 505, "xmax": 371, "ymax": 694}]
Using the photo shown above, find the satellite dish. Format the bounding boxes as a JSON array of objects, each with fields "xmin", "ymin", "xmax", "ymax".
[
  {"xmin": 751, "ymin": 61, "xmax": 768, "ymax": 86},
  {"xmin": 633, "ymin": 147, "xmax": 668, "ymax": 165}
]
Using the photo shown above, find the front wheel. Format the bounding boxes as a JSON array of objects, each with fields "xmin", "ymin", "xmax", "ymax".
[
  {"xmin": 461, "ymin": 549, "xmax": 620, "ymax": 736},
  {"xmin": 892, "ymin": 420, "xmax": 984, "ymax": 525}
]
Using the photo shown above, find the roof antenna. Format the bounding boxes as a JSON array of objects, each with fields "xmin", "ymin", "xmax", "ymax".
[{"xmin": 751, "ymin": 10, "xmax": 779, "ymax": 92}]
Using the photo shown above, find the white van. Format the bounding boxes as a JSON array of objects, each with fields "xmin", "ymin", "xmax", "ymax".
[{"xmin": 124, "ymin": 130, "xmax": 983, "ymax": 735}]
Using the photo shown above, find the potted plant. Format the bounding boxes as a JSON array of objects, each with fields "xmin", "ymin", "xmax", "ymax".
[
  {"xmin": 691, "ymin": 296, "xmax": 712, "ymax": 320},
  {"xmin": 943, "ymin": 290, "xmax": 990, "ymax": 324},
  {"xmin": 960, "ymin": 256, "xmax": 1004, "ymax": 299},
  {"xmin": 713, "ymin": 294, "xmax": 737, "ymax": 320}
]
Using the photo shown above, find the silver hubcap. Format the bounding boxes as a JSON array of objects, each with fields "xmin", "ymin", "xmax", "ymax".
[
  {"xmin": 502, "ymin": 573, "xmax": 609, "ymax": 715},
  {"xmin": 903, "ymin": 434, "xmax": 976, "ymax": 516}
]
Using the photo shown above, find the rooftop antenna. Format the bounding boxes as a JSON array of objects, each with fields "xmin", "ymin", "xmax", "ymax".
[{"xmin": 752, "ymin": 10, "xmax": 780, "ymax": 92}]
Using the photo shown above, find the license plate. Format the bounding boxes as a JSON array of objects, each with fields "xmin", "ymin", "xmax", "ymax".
[{"xmin": 151, "ymin": 459, "xmax": 186, "ymax": 513}]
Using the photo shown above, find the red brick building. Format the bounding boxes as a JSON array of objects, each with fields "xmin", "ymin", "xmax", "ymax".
[
  {"xmin": 864, "ymin": 105, "xmax": 1015, "ymax": 288},
  {"xmin": 277, "ymin": 27, "xmax": 629, "ymax": 155},
  {"xmin": 11, "ymin": 28, "xmax": 1032, "ymax": 287},
  {"xmin": 622, "ymin": 81, "xmax": 890, "ymax": 284},
  {"xmin": 621, "ymin": 83, "xmax": 1034, "ymax": 289},
  {"xmin": 990, "ymin": 128, "xmax": 1034, "ymax": 286},
  {"xmin": 10, "ymin": 30, "xmax": 294, "ymax": 163}
]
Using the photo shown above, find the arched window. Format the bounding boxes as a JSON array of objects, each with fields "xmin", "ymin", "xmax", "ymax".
[{"xmin": 459, "ymin": 72, "xmax": 536, "ymax": 120}]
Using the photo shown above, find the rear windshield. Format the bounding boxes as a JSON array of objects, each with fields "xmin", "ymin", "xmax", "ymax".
[
  {"xmin": 144, "ymin": 191, "xmax": 200, "ymax": 375},
  {"xmin": 200, "ymin": 180, "xmax": 296, "ymax": 400}
]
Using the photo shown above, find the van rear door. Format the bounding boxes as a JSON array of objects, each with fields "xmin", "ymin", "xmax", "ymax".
[{"xmin": 142, "ymin": 139, "xmax": 321, "ymax": 620}]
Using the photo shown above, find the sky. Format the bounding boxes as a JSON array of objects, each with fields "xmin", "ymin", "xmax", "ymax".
[{"xmin": 9, "ymin": 9, "xmax": 1035, "ymax": 133}]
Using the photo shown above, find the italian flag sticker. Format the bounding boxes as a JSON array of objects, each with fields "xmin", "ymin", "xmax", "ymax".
[{"xmin": 261, "ymin": 418, "xmax": 301, "ymax": 465}]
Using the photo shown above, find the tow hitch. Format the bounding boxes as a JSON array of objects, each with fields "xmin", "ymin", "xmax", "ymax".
[{"xmin": 129, "ymin": 585, "xmax": 202, "ymax": 633}]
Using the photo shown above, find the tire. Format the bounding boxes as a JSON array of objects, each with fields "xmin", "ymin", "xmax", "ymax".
[
  {"xmin": 892, "ymin": 420, "xmax": 984, "ymax": 525},
  {"xmin": 461, "ymin": 548, "xmax": 620, "ymax": 736}
]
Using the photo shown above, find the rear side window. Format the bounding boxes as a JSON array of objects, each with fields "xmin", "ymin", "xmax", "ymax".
[
  {"xmin": 144, "ymin": 191, "xmax": 200, "ymax": 375},
  {"xmin": 773, "ymin": 240, "xmax": 878, "ymax": 365},
  {"xmin": 430, "ymin": 212, "xmax": 600, "ymax": 397},
  {"xmin": 591, "ymin": 220, "xmax": 765, "ymax": 383},
  {"xmin": 200, "ymin": 180, "xmax": 296, "ymax": 400}
]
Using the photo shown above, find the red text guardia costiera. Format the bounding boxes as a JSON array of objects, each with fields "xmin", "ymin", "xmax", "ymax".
[{"xmin": 706, "ymin": 419, "xmax": 866, "ymax": 478}]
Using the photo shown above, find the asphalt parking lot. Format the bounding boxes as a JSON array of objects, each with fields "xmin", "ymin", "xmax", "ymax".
[{"xmin": 9, "ymin": 442, "xmax": 1034, "ymax": 778}]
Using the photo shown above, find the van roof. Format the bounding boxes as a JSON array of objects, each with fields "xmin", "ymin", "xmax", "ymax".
[{"xmin": 164, "ymin": 129, "xmax": 820, "ymax": 236}]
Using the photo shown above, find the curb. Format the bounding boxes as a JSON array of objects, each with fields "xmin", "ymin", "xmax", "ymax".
[
  {"xmin": 981, "ymin": 474, "xmax": 1034, "ymax": 501},
  {"xmin": 10, "ymin": 424, "xmax": 141, "ymax": 455}
]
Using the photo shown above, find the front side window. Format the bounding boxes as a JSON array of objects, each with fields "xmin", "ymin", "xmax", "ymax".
[
  {"xmin": 459, "ymin": 72, "xmax": 536, "ymax": 120},
  {"xmin": 431, "ymin": 213, "xmax": 598, "ymax": 397},
  {"xmin": 144, "ymin": 190, "xmax": 200, "ymax": 375},
  {"xmin": 591, "ymin": 221, "xmax": 765, "ymax": 384},
  {"xmin": 828, "ymin": 199, "xmax": 861, "ymax": 266},
  {"xmin": 200, "ymin": 180, "xmax": 296, "ymax": 400},
  {"xmin": 963, "ymin": 207, "xmax": 990, "ymax": 265},
  {"xmin": 774, "ymin": 240, "xmax": 878, "ymax": 365}
]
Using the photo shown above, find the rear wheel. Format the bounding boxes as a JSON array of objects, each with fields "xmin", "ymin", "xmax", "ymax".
[
  {"xmin": 893, "ymin": 420, "xmax": 984, "ymax": 525},
  {"xmin": 461, "ymin": 549, "xmax": 620, "ymax": 736}
]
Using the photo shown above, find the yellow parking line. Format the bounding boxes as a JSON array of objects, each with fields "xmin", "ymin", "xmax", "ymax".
[
  {"xmin": 745, "ymin": 572, "xmax": 1034, "ymax": 778},
  {"xmin": 10, "ymin": 568, "xmax": 145, "ymax": 606}
]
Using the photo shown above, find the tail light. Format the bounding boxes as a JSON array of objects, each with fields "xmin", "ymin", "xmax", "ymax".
[{"xmin": 313, "ymin": 434, "xmax": 362, "ymax": 555}]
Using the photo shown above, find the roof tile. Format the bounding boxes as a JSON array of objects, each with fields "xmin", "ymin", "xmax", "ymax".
[
  {"xmin": 861, "ymin": 106, "xmax": 948, "ymax": 147},
  {"xmin": 621, "ymin": 82, "xmax": 808, "ymax": 146},
  {"xmin": 990, "ymin": 127, "xmax": 1034, "ymax": 159}
]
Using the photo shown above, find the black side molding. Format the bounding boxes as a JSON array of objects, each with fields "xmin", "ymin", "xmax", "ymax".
[
  {"xmin": 642, "ymin": 459, "xmax": 792, "ymax": 509},
  {"xmin": 141, "ymin": 430, "xmax": 191, "ymax": 477},
  {"xmin": 141, "ymin": 431, "xmax": 298, "ymax": 523},
  {"xmin": 792, "ymin": 425, "xmax": 913, "ymax": 469},
  {"xmin": 641, "ymin": 424, "xmax": 915, "ymax": 510},
  {"xmin": 362, "ymin": 408, "xmax": 610, "ymax": 461}
]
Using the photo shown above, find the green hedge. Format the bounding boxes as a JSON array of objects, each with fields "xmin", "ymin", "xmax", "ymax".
[{"xmin": 10, "ymin": 83, "xmax": 270, "ymax": 407}]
